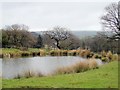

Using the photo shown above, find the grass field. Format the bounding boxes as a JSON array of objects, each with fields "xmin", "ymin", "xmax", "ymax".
[
  {"xmin": 0, "ymin": 48, "xmax": 40, "ymax": 58},
  {"xmin": 0, "ymin": 78, "xmax": 1, "ymax": 89},
  {"xmin": 2, "ymin": 61, "xmax": 118, "ymax": 88},
  {"xmin": 1, "ymin": 48, "xmax": 40, "ymax": 54}
]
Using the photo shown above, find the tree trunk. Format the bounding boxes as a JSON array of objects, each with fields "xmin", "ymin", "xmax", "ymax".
[{"xmin": 56, "ymin": 41, "xmax": 61, "ymax": 49}]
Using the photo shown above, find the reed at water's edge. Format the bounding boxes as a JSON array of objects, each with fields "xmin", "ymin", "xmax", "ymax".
[
  {"xmin": 54, "ymin": 59, "xmax": 99, "ymax": 75},
  {"xmin": 1, "ymin": 48, "xmax": 118, "ymax": 62}
]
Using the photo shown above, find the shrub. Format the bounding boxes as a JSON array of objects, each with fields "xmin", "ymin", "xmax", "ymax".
[
  {"xmin": 101, "ymin": 57, "xmax": 109, "ymax": 62},
  {"xmin": 89, "ymin": 52, "xmax": 94, "ymax": 58},
  {"xmin": 92, "ymin": 54, "xmax": 101, "ymax": 59},
  {"xmin": 49, "ymin": 50, "xmax": 60, "ymax": 56},
  {"xmin": 39, "ymin": 49, "xmax": 46, "ymax": 56},
  {"xmin": 112, "ymin": 54, "xmax": 118, "ymax": 61},
  {"xmin": 21, "ymin": 51, "xmax": 30, "ymax": 57},
  {"xmin": 79, "ymin": 50, "xmax": 86, "ymax": 57},
  {"xmin": 79, "ymin": 49, "xmax": 91, "ymax": 58},
  {"xmin": 88, "ymin": 59, "xmax": 98, "ymax": 69},
  {"xmin": 101, "ymin": 50, "xmax": 107, "ymax": 57},
  {"xmin": 106, "ymin": 51, "xmax": 113, "ymax": 60},
  {"xmin": 85, "ymin": 50, "xmax": 91, "ymax": 58},
  {"xmin": 56, "ymin": 66, "xmax": 75, "ymax": 74},
  {"xmin": 16, "ymin": 70, "xmax": 43, "ymax": 79},
  {"xmin": 76, "ymin": 50, "xmax": 81, "ymax": 55},
  {"xmin": 72, "ymin": 62, "xmax": 85, "ymax": 73},
  {"xmin": 68, "ymin": 50, "xmax": 78, "ymax": 56},
  {"xmin": 61, "ymin": 50, "xmax": 68, "ymax": 56},
  {"xmin": 55, "ymin": 59, "xmax": 99, "ymax": 75},
  {"xmin": 0, "ymin": 54, "xmax": 3, "ymax": 58}
]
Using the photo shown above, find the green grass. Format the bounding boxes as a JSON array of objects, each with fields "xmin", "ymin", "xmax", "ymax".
[
  {"xmin": 2, "ymin": 61, "xmax": 118, "ymax": 88},
  {"xmin": 1, "ymin": 48, "xmax": 21, "ymax": 54},
  {"xmin": 1, "ymin": 48, "xmax": 40, "ymax": 58},
  {"xmin": 0, "ymin": 78, "xmax": 1, "ymax": 89},
  {"xmin": 1, "ymin": 48, "xmax": 40, "ymax": 54}
]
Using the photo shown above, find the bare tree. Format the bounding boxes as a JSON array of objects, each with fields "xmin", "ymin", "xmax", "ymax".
[
  {"xmin": 101, "ymin": 3, "xmax": 120, "ymax": 40},
  {"xmin": 59, "ymin": 33, "xmax": 81, "ymax": 50},
  {"xmin": 44, "ymin": 26, "xmax": 70, "ymax": 49}
]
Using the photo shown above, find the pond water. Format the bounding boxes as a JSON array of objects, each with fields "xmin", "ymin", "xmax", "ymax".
[{"xmin": 0, "ymin": 56, "xmax": 103, "ymax": 79}]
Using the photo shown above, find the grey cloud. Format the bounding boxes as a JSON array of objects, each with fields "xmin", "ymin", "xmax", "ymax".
[{"xmin": 0, "ymin": 1, "xmax": 118, "ymax": 31}]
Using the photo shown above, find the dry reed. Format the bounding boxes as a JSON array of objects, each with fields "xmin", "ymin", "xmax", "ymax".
[
  {"xmin": 112, "ymin": 54, "xmax": 118, "ymax": 61},
  {"xmin": 106, "ymin": 51, "xmax": 113, "ymax": 60},
  {"xmin": 55, "ymin": 59, "xmax": 99, "ymax": 75},
  {"xmin": 101, "ymin": 50, "xmax": 107, "ymax": 57},
  {"xmin": 39, "ymin": 49, "xmax": 46, "ymax": 56}
]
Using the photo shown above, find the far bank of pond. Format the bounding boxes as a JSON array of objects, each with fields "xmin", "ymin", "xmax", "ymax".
[
  {"xmin": 0, "ymin": 48, "xmax": 118, "ymax": 62},
  {"xmin": 1, "ymin": 48, "xmax": 92, "ymax": 58}
]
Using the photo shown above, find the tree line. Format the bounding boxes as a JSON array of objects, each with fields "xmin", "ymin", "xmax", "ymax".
[
  {"xmin": 1, "ymin": 24, "xmax": 81, "ymax": 50},
  {"xmin": 1, "ymin": 24, "xmax": 119, "ymax": 54}
]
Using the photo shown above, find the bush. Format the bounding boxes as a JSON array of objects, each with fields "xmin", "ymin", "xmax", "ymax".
[
  {"xmin": 68, "ymin": 50, "xmax": 78, "ymax": 56},
  {"xmin": 101, "ymin": 50, "xmax": 107, "ymax": 57},
  {"xmin": 85, "ymin": 50, "xmax": 91, "ymax": 58},
  {"xmin": 39, "ymin": 49, "xmax": 46, "ymax": 56},
  {"xmin": 79, "ymin": 50, "xmax": 86, "ymax": 57},
  {"xmin": 61, "ymin": 50, "xmax": 68, "ymax": 56},
  {"xmin": 88, "ymin": 59, "xmax": 98, "ymax": 69},
  {"xmin": 55, "ymin": 59, "xmax": 99, "ymax": 75},
  {"xmin": 49, "ymin": 50, "xmax": 60, "ymax": 56},
  {"xmin": 101, "ymin": 57, "xmax": 109, "ymax": 62},
  {"xmin": 89, "ymin": 52, "xmax": 94, "ymax": 58},
  {"xmin": 106, "ymin": 51, "xmax": 113, "ymax": 60},
  {"xmin": 21, "ymin": 51, "xmax": 30, "ymax": 57},
  {"xmin": 79, "ymin": 49, "xmax": 91, "ymax": 58},
  {"xmin": 112, "ymin": 54, "xmax": 118, "ymax": 61},
  {"xmin": 93, "ymin": 54, "xmax": 102, "ymax": 59}
]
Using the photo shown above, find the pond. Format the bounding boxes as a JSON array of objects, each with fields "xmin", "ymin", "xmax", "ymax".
[{"xmin": 0, "ymin": 56, "xmax": 103, "ymax": 79}]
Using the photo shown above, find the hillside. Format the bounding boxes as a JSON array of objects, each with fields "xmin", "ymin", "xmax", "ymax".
[{"xmin": 31, "ymin": 31, "xmax": 99, "ymax": 39}]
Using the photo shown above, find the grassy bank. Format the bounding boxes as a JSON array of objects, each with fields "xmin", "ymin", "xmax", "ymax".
[
  {"xmin": 1, "ymin": 48, "xmax": 40, "ymax": 58},
  {"xmin": 2, "ymin": 61, "xmax": 118, "ymax": 88},
  {"xmin": 1, "ymin": 48, "xmax": 119, "ymax": 62},
  {"xmin": 0, "ymin": 78, "xmax": 1, "ymax": 89}
]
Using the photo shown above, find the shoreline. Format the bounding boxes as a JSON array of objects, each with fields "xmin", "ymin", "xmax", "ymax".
[{"xmin": 0, "ymin": 48, "xmax": 118, "ymax": 62}]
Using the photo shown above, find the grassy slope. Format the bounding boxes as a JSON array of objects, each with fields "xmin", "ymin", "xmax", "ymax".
[
  {"xmin": 2, "ymin": 61, "xmax": 118, "ymax": 88},
  {"xmin": 0, "ymin": 78, "xmax": 1, "ymax": 89}
]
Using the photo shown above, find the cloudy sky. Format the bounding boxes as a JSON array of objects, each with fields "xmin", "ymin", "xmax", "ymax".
[{"xmin": 0, "ymin": 0, "xmax": 119, "ymax": 31}]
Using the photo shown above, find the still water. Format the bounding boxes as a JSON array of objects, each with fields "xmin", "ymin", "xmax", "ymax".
[{"xmin": 0, "ymin": 56, "xmax": 103, "ymax": 79}]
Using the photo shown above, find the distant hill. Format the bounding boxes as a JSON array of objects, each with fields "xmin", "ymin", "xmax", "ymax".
[
  {"xmin": 71, "ymin": 31, "xmax": 99, "ymax": 39},
  {"xmin": 31, "ymin": 31, "xmax": 100, "ymax": 39}
]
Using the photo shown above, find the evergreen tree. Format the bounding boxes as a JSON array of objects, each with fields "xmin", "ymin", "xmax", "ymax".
[{"xmin": 36, "ymin": 35, "xmax": 43, "ymax": 48}]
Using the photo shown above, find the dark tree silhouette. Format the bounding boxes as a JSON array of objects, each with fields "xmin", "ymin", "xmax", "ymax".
[
  {"xmin": 2, "ymin": 24, "xmax": 36, "ymax": 48},
  {"xmin": 36, "ymin": 35, "xmax": 43, "ymax": 48},
  {"xmin": 101, "ymin": 3, "xmax": 120, "ymax": 40},
  {"xmin": 44, "ymin": 26, "xmax": 70, "ymax": 49}
]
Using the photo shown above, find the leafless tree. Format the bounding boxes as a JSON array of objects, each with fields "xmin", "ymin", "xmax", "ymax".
[
  {"xmin": 59, "ymin": 33, "xmax": 81, "ymax": 50},
  {"xmin": 101, "ymin": 3, "xmax": 120, "ymax": 40},
  {"xmin": 44, "ymin": 26, "xmax": 71, "ymax": 49}
]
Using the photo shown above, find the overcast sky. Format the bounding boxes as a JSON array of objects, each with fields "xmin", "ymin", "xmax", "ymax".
[{"xmin": 0, "ymin": 0, "xmax": 119, "ymax": 31}]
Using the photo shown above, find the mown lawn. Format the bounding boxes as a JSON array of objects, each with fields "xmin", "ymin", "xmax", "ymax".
[
  {"xmin": 2, "ymin": 61, "xmax": 118, "ymax": 88},
  {"xmin": 0, "ymin": 78, "xmax": 1, "ymax": 89}
]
